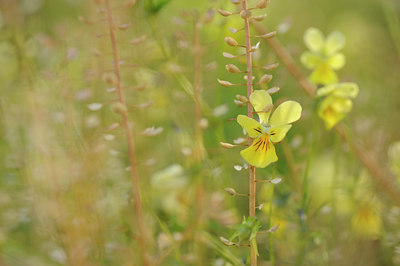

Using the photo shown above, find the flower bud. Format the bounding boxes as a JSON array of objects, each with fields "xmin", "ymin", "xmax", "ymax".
[
  {"xmin": 217, "ymin": 79, "xmax": 234, "ymax": 87},
  {"xmin": 236, "ymin": 94, "xmax": 248, "ymax": 103},
  {"xmin": 256, "ymin": 0, "xmax": 270, "ymax": 9},
  {"xmin": 267, "ymin": 86, "xmax": 280, "ymax": 94},
  {"xmin": 220, "ymin": 142, "xmax": 237, "ymax": 149},
  {"xmin": 226, "ymin": 64, "xmax": 241, "ymax": 73},
  {"xmin": 234, "ymin": 99, "xmax": 246, "ymax": 107},
  {"xmin": 224, "ymin": 187, "xmax": 237, "ymax": 196},
  {"xmin": 224, "ymin": 36, "xmax": 239, "ymax": 47},
  {"xmin": 259, "ymin": 74, "xmax": 273, "ymax": 84},
  {"xmin": 111, "ymin": 102, "xmax": 127, "ymax": 114},
  {"xmin": 216, "ymin": 8, "xmax": 232, "ymax": 17},
  {"xmin": 240, "ymin": 10, "xmax": 252, "ymax": 19},
  {"xmin": 261, "ymin": 31, "xmax": 277, "ymax": 39},
  {"xmin": 253, "ymin": 14, "xmax": 267, "ymax": 21}
]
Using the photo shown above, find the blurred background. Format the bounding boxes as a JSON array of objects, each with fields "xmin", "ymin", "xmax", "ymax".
[{"xmin": 0, "ymin": 0, "xmax": 399, "ymax": 265}]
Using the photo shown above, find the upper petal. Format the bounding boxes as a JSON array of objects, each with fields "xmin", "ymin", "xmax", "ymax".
[
  {"xmin": 240, "ymin": 135, "xmax": 278, "ymax": 168},
  {"xmin": 304, "ymin": 27, "xmax": 325, "ymax": 53},
  {"xmin": 237, "ymin": 114, "xmax": 263, "ymax": 138},
  {"xmin": 324, "ymin": 31, "xmax": 346, "ymax": 56},
  {"xmin": 249, "ymin": 90, "xmax": 272, "ymax": 125},
  {"xmin": 269, "ymin": 101, "xmax": 302, "ymax": 127},
  {"xmin": 270, "ymin": 124, "xmax": 292, "ymax": 143}
]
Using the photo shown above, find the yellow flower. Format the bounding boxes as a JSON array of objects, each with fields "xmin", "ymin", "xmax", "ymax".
[
  {"xmin": 301, "ymin": 28, "xmax": 346, "ymax": 85},
  {"xmin": 317, "ymin": 82, "xmax": 359, "ymax": 129},
  {"xmin": 237, "ymin": 90, "xmax": 302, "ymax": 168}
]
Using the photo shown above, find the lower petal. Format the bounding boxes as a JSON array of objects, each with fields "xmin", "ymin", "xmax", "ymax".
[
  {"xmin": 309, "ymin": 64, "xmax": 338, "ymax": 85},
  {"xmin": 240, "ymin": 135, "xmax": 278, "ymax": 168}
]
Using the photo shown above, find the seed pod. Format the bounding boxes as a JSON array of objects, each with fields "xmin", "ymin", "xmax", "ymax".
[
  {"xmin": 259, "ymin": 74, "xmax": 273, "ymax": 84},
  {"xmin": 216, "ymin": 8, "xmax": 232, "ymax": 17},
  {"xmin": 226, "ymin": 64, "xmax": 241, "ymax": 73},
  {"xmin": 224, "ymin": 36, "xmax": 238, "ymax": 47}
]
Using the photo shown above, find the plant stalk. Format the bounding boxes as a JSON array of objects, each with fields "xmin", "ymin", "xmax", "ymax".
[
  {"xmin": 242, "ymin": 0, "xmax": 256, "ymax": 265},
  {"xmin": 104, "ymin": 1, "xmax": 149, "ymax": 265}
]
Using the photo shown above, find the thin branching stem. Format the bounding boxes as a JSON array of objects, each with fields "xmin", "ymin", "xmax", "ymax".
[
  {"xmin": 104, "ymin": 1, "xmax": 149, "ymax": 265},
  {"xmin": 241, "ymin": 1, "xmax": 257, "ymax": 265}
]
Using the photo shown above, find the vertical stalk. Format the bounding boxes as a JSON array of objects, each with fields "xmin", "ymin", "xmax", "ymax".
[
  {"xmin": 104, "ymin": 1, "xmax": 149, "ymax": 265},
  {"xmin": 193, "ymin": 15, "xmax": 205, "ymax": 265},
  {"xmin": 241, "ymin": 0, "xmax": 256, "ymax": 265},
  {"xmin": 193, "ymin": 15, "xmax": 205, "ymax": 161}
]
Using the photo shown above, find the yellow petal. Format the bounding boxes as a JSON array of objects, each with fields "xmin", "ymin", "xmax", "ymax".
[
  {"xmin": 237, "ymin": 115, "xmax": 263, "ymax": 138},
  {"xmin": 304, "ymin": 27, "xmax": 324, "ymax": 53},
  {"xmin": 331, "ymin": 83, "xmax": 359, "ymax": 98},
  {"xmin": 300, "ymin": 51, "xmax": 323, "ymax": 69},
  {"xmin": 270, "ymin": 124, "xmax": 292, "ymax": 143},
  {"xmin": 318, "ymin": 96, "xmax": 348, "ymax": 129},
  {"xmin": 328, "ymin": 53, "xmax": 345, "ymax": 70},
  {"xmin": 324, "ymin": 31, "xmax": 345, "ymax": 56},
  {"xmin": 249, "ymin": 90, "xmax": 272, "ymax": 125},
  {"xmin": 309, "ymin": 64, "xmax": 338, "ymax": 85},
  {"xmin": 269, "ymin": 101, "xmax": 302, "ymax": 127},
  {"xmin": 331, "ymin": 97, "xmax": 353, "ymax": 113},
  {"xmin": 240, "ymin": 135, "xmax": 278, "ymax": 168}
]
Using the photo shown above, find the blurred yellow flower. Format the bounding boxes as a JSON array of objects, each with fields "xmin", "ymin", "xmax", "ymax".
[
  {"xmin": 301, "ymin": 27, "xmax": 346, "ymax": 85},
  {"xmin": 317, "ymin": 82, "xmax": 359, "ymax": 129},
  {"xmin": 351, "ymin": 199, "xmax": 382, "ymax": 239},
  {"xmin": 237, "ymin": 90, "xmax": 302, "ymax": 168}
]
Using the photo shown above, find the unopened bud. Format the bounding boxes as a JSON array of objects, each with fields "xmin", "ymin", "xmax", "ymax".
[
  {"xmin": 226, "ymin": 64, "xmax": 241, "ymax": 73},
  {"xmin": 220, "ymin": 142, "xmax": 237, "ymax": 149},
  {"xmin": 253, "ymin": 14, "xmax": 267, "ymax": 21},
  {"xmin": 261, "ymin": 31, "xmax": 277, "ymax": 39},
  {"xmin": 220, "ymin": 236, "xmax": 233, "ymax": 246},
  {"xmin": 259, "ymin": 74, "xmax": 273, "ymax": 84},
  {"xmin": 111, "ymin": 102, "xmax": 128, "ymax": 114},
  {"xmin": 267, "ymin": 86, "xmax": 280, "ymax": 94},
  {"xmin": 224, "ymin": 187, "xmax": 237, "ymax": 196},
  {"xmin": 124, "ymin": 0, "xmax": 137, "ymax": 8},
  {"xmin": 240, "ymin": 10, "xmax": 252, "ymax": 19},
  {"xmin": 216, "ymin": 8, "xmax": 232, "ymax": 17},
  {"xmin": 102, "ymin": 73, "xmax": 117, "ymax": 85},
  {"xmin": 256, "ymin": 0, "xmax": 270, "ymax": 9},
  {"xmin": 217, "ymin": 79, "xmax": 234, "ymax": 87},
  {"xmin": 119, "ymin": 23, "xmax": 131, "ymax": 30},
  {"xmin": 222, "ymin": 52, "xmax": 236, "ymax": 59},
  {"xmin": 129, "ymin": 35, "xmax": 146, "ymax": 45},
  {"xmin": 234, "ymin": 99, "xmax": 246, "ymax": 107},
  {"xmin": 224, "ymin": 36, "xmax": 239, "ymax": 47},
  {"xmin": 236, "ymin": 94, "xmax": 248, "ymax": 103},
  {"xmin": 230, "ymin": 0, "xmax": 240, "ymax": 4}
]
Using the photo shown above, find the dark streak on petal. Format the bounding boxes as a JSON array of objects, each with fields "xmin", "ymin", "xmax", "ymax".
[{"xmin": 254, "ymin": 127, "xmax": 262, "ymax": 133}]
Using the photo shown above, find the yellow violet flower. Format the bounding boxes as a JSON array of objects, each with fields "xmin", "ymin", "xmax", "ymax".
[
  {"xmin": 301, "ymin": 27, "xmax": 346, "ymax": 85},
  {"xmin": 237, "ymin": 90, "xmax": 302, "ymax": 168},
  {"xmin": 317, "ymin": 82, "xmax": 359, "ymax": 130}
]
